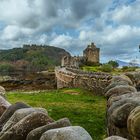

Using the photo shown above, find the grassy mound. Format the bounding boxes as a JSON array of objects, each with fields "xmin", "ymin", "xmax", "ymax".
[{"xmin": 6, "ymin": 88, "xmax": 106, "ymax": 140}]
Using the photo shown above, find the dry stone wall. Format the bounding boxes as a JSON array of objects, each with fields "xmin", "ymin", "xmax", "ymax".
[
  {"xmin": 56, "ymin": 67, "xmax": 140, "ymax": 139},
  {"xmin": 105, "ymin": 73, "xmax": 140, "ymax": 140},
  {"xmin": 1, "ymin": 69, "xmax": 140, "ymax": 139},
  {"xmin": 55, "ymin": 68, "xmax": 140, "ymax": 140},
  {"xmin": 55, "ymin": 67, "xmax": 112, "ymax": 95}
]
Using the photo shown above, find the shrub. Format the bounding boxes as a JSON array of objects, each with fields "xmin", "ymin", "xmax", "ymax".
[
  {"xmin": 100, "ymin": 64, "xmax": 113, "ymax": 72},
  {"xmin": 122, "ymin": 66, "xmax": 129, "ymax": 72},
  {"xmin": 0, "ymin": 63, "xmax": 15, "ymax": 76},
  {"xmin": 108, "ymin": 60, "xmax": 119, "ymax": 68},
  {"xmin": 122, "ymin": 66, "xmax": 137, "ymax": 72}
]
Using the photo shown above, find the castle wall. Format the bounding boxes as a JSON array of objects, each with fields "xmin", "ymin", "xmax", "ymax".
[{"xmin": 55, "ymin": 67, "xmax": 111, "ymax": 95}]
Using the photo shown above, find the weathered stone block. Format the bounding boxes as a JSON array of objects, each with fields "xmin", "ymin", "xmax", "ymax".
[
  {"xmin": 107, "ymin": 92, "xmax": 140, "ymax": 108},
  {"xmin": 127, "ymin": 106, "xmax": 140, "ymax": 139},
  {"xmin": 27, "ymin": 118, "xmax": 71, "ymax": 140},
  {"xmin": 105, "ymin": 81, "xmax": 130, "ymax": 94},
  {"xmin": 111, "ymin": 103, "xmax": 136, "ymax": 128},
  {"xmin": 0, "ymin": 95, "xmax": 11, "ymax": 117},
  {"xmin": 1, "ymin": 107, "xmax": 48, "ymax": 133},
  {"xmin": 0, "ymin": 112, "xmax": 54, "ymax": 140},
  {"xmin": 0, "ymin": 102, "xmax": 30, "ymax": 131},
  {"xmin": 105, "ymin": 85, "xmax": 136, "ymax": 99},
  {"xmin": 111, "ymin": 75, "xmax": 133, "ymax": 86},
  {"xmin": 40, "ymin": 126, "xmax": 93, "ymax": 140}
]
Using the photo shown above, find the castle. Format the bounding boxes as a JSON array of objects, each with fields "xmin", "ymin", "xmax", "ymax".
[{"xmin": 61, "ymin": 42, "xmax": 100, "ymax": 67}]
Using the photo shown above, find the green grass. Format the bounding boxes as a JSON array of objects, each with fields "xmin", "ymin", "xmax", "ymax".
[
  {"xmin": 82, "ymin": 66, "xmax": 101, "ymax": 72},
  {"xmin": 82, "ymin": 65, "xmax": 125, "ymax": 75},
  {"xmin": 6, "ymin": 88, "xmax": 106, "ymax": 140}
]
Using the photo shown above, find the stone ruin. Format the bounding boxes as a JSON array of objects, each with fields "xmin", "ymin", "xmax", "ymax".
[
  {"xmin": 1, "ymin": 71, "xmax": 140, "ymax": 139},
  {"xmin": 61, "ymin": 42, "xmax": 100, "ymax": 68},
  {"xmin": 55, "ymin": 67, "xmax": 112, "ymax": 95}
]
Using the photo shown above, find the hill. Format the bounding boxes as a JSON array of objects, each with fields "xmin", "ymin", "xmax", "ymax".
[{"xmin": 0, "ymin": 44, "xmax": 70, "ymax": 75}]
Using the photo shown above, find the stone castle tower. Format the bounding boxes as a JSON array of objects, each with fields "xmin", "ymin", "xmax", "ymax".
[
  {"xmin": 83, "ymin": 42, "xmax": 100, "ymax": 64},
  {"xmin": 61, "ymin": 42, "xmax": 100, "ymax": 68}
]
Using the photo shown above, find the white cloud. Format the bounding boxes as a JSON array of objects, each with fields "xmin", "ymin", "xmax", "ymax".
[
  {"xmin": 1, "ymin": 25, "xmax": 35, "ymax": 41},
  {"xmin": 110, "ymin": 0, "xmax": 140, "ymax": 25},
  {"xmin": 0, "ymin": 0, "xmax": 139, "ymax": 62},
  {"xmin": 1, "ymin": 25, "xmax": 23, "ymax": 41},
  {"xmin": 50, "ymin": 34, "xmax": 73, "ymax": 49}
]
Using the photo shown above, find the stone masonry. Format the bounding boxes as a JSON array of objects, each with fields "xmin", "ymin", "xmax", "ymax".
[
  {"xmin": 55, "ymin": 67, "xmax": 140, "ymax": 139},
  {"xmin": 61, "ymin": 42, "xmax": 100, "ymax": 68},
  {"xmin": 55, "ymin": 67, "xmax": 111, "ymax": 95},
  {"xmin": 83, "ymin": 42, "xmax": 100, "ymax": 64},
  {"xmin": 1, "ymin": 70, "xmax": 140, "ymax": 139},
  {"xmin": 105, "ymin": 72, "xmax": 140, "ymax": 139}
]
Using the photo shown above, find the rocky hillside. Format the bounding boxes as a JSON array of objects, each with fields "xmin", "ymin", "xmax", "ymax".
[{"xmin": 0, "ymin": 44, "xmax": 70, "ymax": 75}]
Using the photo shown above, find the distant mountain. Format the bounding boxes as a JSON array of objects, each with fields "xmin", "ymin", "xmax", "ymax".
[
  {"xmin": 0, "ymin": 44, "xmax": 70, "ymax": 73},
  {"xmin": 116, "ymin": 60, "xmax": 140, "ymax": 67}
]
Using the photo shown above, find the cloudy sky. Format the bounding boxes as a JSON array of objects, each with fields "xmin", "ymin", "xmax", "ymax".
[{"xmin": 0, "ymin": 0, "xmax": 140, "ymax": 62}]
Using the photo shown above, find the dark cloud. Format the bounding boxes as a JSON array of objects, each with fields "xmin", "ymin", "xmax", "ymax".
[{"xmin": 0, "ymin": 0, "xmax": 140, "ymax": 62}]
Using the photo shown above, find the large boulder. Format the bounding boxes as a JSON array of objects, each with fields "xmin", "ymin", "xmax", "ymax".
[
  {"xmin": 108, "ymin": 97, "xmax": 140, "ymax": 118},
  {"xmin": 111, "ymin": 75, "xmax": 133, "ymax": 86},
  {"xmin": 105, "ymin": 85, "xmax": 137, "ymax": 99},
  {"xmin": 27, "ymin": 118, "xmax": 72, "ymax": 140},
  {"xmin": 105, "ymin": 81, "xmax": 130, "ymax": 94},
  {"xmin": 107, "ymin": 92, "xmax": 140, "ymax": 108},
  {"xmin": 0, "ymin": 112, "xmax": 54, "ymax": 140},
  {"xmin": 40, "ymin": 126, "xmax": 92, "ymax": 140},
  {"xmin": 0, "ymin": 102, "xmax": 30, "ymax": 131},
  {"xmin": 127, "ymin": 106, "xmax": 140, "ymax": 139},
  {"xmin": 107, "ymin": 97, "xmax": 140, "ymax": 137},
  {"xmin": 1, "ymin": 107, "xmax": 48, "ymax": 133},
  {"xmin": 125, "ymin": 72, "xmax": 140, "ymax": 86},
  {"xmin": 107, "ymin": 93, "xmax": 140, "ymax": 129},
  {"xmin": 111, "ymin": 102, "xmax": 136, "ymax": 128},
  {"xmin": 105, "ymin": 75, "xmax": 133, "ymax": 94},
  {"xmin": 104, "ymin": 136, "xmax": 128, "ymax": 140},
  {"xmin": 0, "ymin": 95, "xmax": 11, "ymax": 117}
]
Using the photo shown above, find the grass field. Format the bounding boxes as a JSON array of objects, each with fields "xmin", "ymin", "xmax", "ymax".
[{"xmin": 6, "ymin": 88, "xmax": 106, "ymax": 140}]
